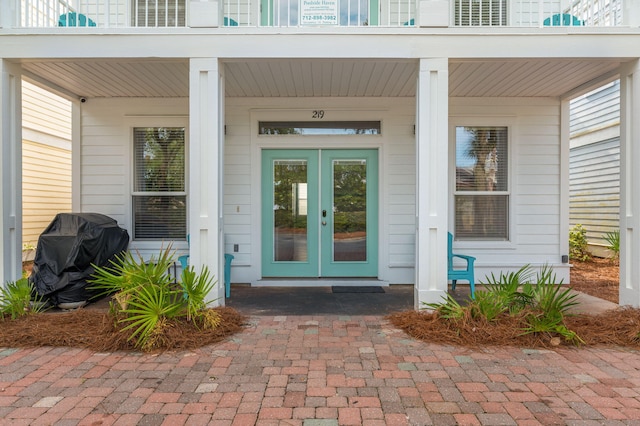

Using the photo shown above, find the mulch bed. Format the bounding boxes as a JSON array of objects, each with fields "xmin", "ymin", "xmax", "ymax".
[
  {"xmin": 388, "ymin": 306, "xmax": 640, "ymax": 349},
  {"xmin": 0, "ymin": 307, "xmax": 246, "ymax": 353},
  {"xmin": 570, "ymin": 257, "xmax": 619, "ymax": 303}
]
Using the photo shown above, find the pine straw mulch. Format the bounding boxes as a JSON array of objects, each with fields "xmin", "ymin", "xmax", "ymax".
[
  {"xmin": 388, "ymin": 306, "xmax": 640, "ymax": 349},
  {"xmin": 570, "ymin": 257, "xmax": 619, "ymax": 304},
  {"xmin": 0, "ymin": 307, "xmax": 247, "ymax": 353}
]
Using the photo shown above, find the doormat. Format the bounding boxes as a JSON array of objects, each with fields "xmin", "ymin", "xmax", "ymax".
[{"xmin": 331, "ymin": 286, "xmax": 385, "ymax": 293}]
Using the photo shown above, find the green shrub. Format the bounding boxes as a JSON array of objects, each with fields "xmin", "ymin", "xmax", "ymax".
[
  {"xmin": 90, "ymin": 246, "xmax": 220, "ymax": 350},
  {"xmin": 569, "ymin": 224, "xmax": 591, "ymax": 261},
  {"xmin": 425, "ymin": 264, "xmax": 583, "ymax": 345},
  {"xmin": 604, "ymin": 229, "xmax": 620, "ymax": 259},
  {"xmin": 0, "ymin": 278, "xmax": 46, "ymax": 320}
]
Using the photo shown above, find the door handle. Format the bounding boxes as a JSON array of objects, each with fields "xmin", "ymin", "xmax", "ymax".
[
  {"xmin": 322, "ymin": 221, "xmax": 327, "ymax": 226},
  {"xmin": 322, "ymin": 210, "xmax": 327, "ymax": 217}
]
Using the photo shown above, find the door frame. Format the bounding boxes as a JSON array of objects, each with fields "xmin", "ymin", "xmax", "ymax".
[
  {"xmin": 261, "ymin": 148, "xmax": 379, "ymax": 278},
  {"xmin": 250, "ymin": 108, "xmax": 387, "ymax": 284}
]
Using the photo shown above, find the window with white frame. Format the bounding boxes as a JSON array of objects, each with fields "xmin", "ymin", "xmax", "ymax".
[
  {"xmin": 132, "ymin": 127, "xmax": 186, "ymax": 240},
  {"xmin": 454, "ymin": 126, "xmax": 508, "ymax": 240}
]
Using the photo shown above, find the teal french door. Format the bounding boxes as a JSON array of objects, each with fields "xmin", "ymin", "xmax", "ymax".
[{"xmin": 262, "ymin": 149, "xmax": 378, "ymax": 277}]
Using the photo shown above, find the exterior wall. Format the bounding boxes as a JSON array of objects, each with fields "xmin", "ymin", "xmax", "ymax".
[
  {"xmin": 77, "ymin": 95, "xmax": 567, "ymax": 284},
  {"xmin": 21, "ymin": 81, "xmax": 72, "ymax": 257},
  {"xmin": 78, "ymin": 97, "xmax": 189, "ymax": 260},
  {"xmin": 450, "ymin": 97, "xmax": 569, "ymax": 283},
  {"xmin": 569, "ymin": 81, "xmax": 620, "ymax": 257},
  {"xmin": 224, "ymin": 97, "xmax": 417, "ymax": 284}
]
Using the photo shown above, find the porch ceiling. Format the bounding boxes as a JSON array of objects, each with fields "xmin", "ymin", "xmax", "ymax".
[{"xmin": 19, "ymin": 58, "xmax": 622, "ymax": 100}]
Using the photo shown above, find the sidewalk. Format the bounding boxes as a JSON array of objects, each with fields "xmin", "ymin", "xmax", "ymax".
[{"xmin": 1, "ymin": 309, "xmax": 640, "ymax": 425}]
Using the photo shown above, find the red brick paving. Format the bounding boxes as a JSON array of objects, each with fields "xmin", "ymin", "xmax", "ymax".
[{"xmin": 1, "ymin": 315, "xmax": 640, "ymax": 424}]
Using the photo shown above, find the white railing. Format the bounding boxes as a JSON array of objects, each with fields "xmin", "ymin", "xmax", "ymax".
[
  {"xmin": 454, "ymin": 0, "xmax": 623, "ymax": 27},
  {"xmin": 10, "ymin": 0, "xmax": 625, "ymax": 28}
]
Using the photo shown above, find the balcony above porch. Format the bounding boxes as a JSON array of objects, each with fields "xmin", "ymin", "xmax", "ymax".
[{"xmin": 4, "ymin": 0, "xmax": 632, "ymax": 30}]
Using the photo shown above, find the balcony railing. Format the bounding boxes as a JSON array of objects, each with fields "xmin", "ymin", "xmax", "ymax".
[{"xmin": 11, "ymin": 0, "xmax": 625, "ymax": 29}]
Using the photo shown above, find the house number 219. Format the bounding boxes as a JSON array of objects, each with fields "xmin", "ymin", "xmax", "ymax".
[{"xmin": 312, "ymin": 110, "xmax": 325, "ymax": 119}]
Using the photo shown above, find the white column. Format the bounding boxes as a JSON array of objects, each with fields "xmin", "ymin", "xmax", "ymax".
[
  {"xmin": 189, "ymin": 58, "xmax": 225, "ymax": 305},
  {"xmin": 0, "ymin": 0, "xmax": 14, "ymax": 29},
  {"xmin": 0, "ymin": 59, "xmax": 22, "ymax": 284},
  {"xmin": 559, "ymin": 98, "xmax": 570, "ymax": 266},
  {"xmin": 71, "ymin": 101, "xmax": 82, "ymax": 211},
  {"xmin": 619, "ymin": 59, "xmax": 640, "ymax": 307},
  {"xmin": 623, "ymin": 0, "xmax": 640, "ymax": 27},
  {"xmin": 415, "ymin": 58, "xmax": 449, "ymax": 308}
]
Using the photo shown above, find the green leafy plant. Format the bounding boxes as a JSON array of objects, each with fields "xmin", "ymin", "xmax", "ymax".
[
  {"xmin": 90, "ymin": 245, "xmax": 220, "ymax": 350},
  {"xmin": 569, "ymin": 224, "xmax": 591, "ymax": 261},
  {"xmin": 180, "ymin": 266, "xmax": 221, "ymax": 329},
  {"xmin": 604, "ymin": 229, "xmax": 620, "ymax": 260},
  {"xmin": 425, "ymin": 293, "xmax": 466, "ymax": 319},
  {"xmin": 0, "ymin": 278, "xmax": 46, "ymax": 320},
  {"xmin": 425, "ymin": 264, "xmax": 583, "ymax": 345}
]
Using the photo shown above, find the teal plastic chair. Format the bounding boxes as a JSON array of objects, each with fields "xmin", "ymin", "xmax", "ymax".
[
  {"xmin": 224, "ymin": 17, "xmax": 239, "ymax": 26},
  {"xmin": 177, "ymin": 235, "xmax": 190, "ymax": 270},
  {"xmin": 448, "ymin": 232, "xmax": 476, "ymax": 299},
  {"xmin": 543, "ymin": 13, "xmax": 583, "ymax": 27},
  {"xmin": 58, "ymin": 12, "xmax": 97, "ymax": 27},
  {"xmin": 178, "ymin": 235, "xmax": 234, "ymax": 298}
]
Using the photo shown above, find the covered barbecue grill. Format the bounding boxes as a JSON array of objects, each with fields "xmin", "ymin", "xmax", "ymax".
[{"xmin": 29, "ymin": 213, "xmax": 129, "ymax": 308}]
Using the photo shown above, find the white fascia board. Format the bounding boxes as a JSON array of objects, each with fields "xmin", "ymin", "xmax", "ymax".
[{"xmin": 1, "ymin": 32, "xmax": 639, "ymax": 60}]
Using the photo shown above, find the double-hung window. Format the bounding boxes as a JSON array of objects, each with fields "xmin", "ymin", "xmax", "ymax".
[
  {"xmin": 454, "ymin": 126, "xmax": 509, "ymax": 240},
  {"xmin": 133, "ymin": 127, "xmax": 186, "ymax": 240}
]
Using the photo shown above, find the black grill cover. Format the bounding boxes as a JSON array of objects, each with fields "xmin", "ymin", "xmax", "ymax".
[{"xmin": 30, "ymin": 213, "xmax": 129, "ymax": 305}]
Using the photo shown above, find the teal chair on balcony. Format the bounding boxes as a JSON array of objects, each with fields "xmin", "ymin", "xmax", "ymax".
[
  {"xmin": 543, "ymin": 13, "xmax": 583, "ymax": 27},
  {"xmin": 58, "ymin": 12, "xmax": 97, "ymax": 27},
  {"xmin": 448, "ymin": 232, "xmax": 476, "ymax": 299},
  {"xmin": 224, "ymin": 17, "xmax": 239, "ymax": 26}
]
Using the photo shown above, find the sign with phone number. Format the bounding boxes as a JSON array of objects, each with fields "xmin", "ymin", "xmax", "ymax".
[{"xmin": 301, "ymin": 0, "xmax": 338, "ymax": 26}]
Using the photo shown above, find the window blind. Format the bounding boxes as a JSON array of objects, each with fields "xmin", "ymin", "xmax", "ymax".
[
  {"xmin": 133, "ymin": 127, "xmax": 186, "ymax": 240},
  {"xmin": 454, "ymin": 126, "xmax": 509, "ymax": 240}
]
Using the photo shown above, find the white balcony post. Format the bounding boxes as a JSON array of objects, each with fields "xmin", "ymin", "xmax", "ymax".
[
  {"xmin": 0, "ymin": 0, "xmax": 14, "ymax": 28},
  {"xmin": 415, "ymin": 58, "xmax": 449, "ymax": 308},
  {"xmin": 189, "ymin": 58, "xmax": 225, "ymax": 304},
  {"xmin": 418, "ymin": 0, "xmax": 450, "ymax": 27},
  {"xmin": 0, "ymin": 59, "xmax": 23, "ymax": 284},
  {"xmin": 619, "ymin": 59, "xmax": 640, "ymax": 307},
  {"xmin": 189, "ymin": 0, "xmax": 221, "ymax": 27},
  {"xmin": 623, "ymin": 0, "xmax": 640, "ymax": 27}
]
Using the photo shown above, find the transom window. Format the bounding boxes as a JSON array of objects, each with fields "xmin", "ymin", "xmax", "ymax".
[
  {"xmin": 132, "ymin": 127, "xmax": 186, "ymax": 240},
  {"xmin": 259, "ymin": 121, "xmax": 381, "ymax": 135},
  {"xmin": 454, "ymin": 126, "xmax": 509, "ymax": 240}
]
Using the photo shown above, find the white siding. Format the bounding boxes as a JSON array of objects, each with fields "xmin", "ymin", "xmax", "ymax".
[
  {"xmin": 569, "ymin": 138, "xmax": 620, "ymax": 244},
  {"xmin": 79, "ymin": 97, "xmax": 189, "ymax": 259},
  {"xmin": 569, "ymin": 81, "xmax": 621, "ymax": 255},
  {"xmin": 78, "ymin": 95, "xmax": 566, "ymax": 283},
  {"xmin": 450, "ymin": 97, "xmax": 566, "ymax": 280},
  {"xmin": 570, "ymin": 80, "xmax": 620, "ymax": 136},
  {"xmin": 21, "ymin": 81, "xmax": 72, "ymax": 254},
  {"xmin": 224, "ymin": 97, "xmax": 416, "ymax": 284}
]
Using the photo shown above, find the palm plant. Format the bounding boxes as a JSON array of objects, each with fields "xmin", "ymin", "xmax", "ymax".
[
  {"xmin": 604, "ymin": 229, "xmax": 620, "ymax": 260},
  {"xmin": 90, "ymin": 245, "xmax": 220, "ymax": 350},
  {"xmin": 424, "ymin": 264, "xmax": 583, "ymax": 345},
  {"xmin": 0, "ymin": 278, "xmax": 46, "ymax": 320}
]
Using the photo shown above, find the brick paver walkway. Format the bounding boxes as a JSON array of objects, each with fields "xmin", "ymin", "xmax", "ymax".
[{"xmin": 1, "ymin": 315, "xmax": 640, "ymax": 425}]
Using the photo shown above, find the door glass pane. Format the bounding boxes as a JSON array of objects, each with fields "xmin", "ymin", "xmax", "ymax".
[
  {"xmin": 333, "ymin": 160, "xmax": 367, "ymax": 261},
  {"xmin": 273, "ymin": 160, "xmax": 308, "ymax": 262}
]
